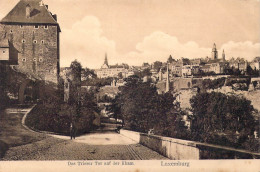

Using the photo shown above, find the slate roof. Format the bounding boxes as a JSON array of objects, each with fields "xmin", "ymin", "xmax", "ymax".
[{"xmin": 1, "ymin": 0, "xmax": 60, "ymax": 30}]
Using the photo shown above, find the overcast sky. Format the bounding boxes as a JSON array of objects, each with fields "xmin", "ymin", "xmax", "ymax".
[{"xmin": 1, "ymin": 0, "xmax": 260, "ymax": 69}]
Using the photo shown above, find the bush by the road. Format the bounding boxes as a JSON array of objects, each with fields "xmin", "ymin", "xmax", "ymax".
[
  {"xmin": 0, "ymin": 140, "xmax": 8, "ymax": 158},
  {"xmin": 25, "ymin": 99, "xmax": 96, "ymax": 136}
]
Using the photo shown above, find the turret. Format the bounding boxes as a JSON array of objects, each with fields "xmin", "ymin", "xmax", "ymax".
[
  {"xmin": 26, "ymin": 4, "xmax": 31, "ymax": 18},
  {"xmin": 222, "ymin": 49, "xmax": 225, "ymax": 61}
]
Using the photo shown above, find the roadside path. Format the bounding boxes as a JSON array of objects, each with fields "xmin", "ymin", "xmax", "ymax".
[{"xmin": 1, "ymin": 105, "xmax": 168, "ymax": 160}]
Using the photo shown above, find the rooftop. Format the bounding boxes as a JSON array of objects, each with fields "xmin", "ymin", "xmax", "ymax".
[{"xmin": 1, "ymin": 0, "xmax": 60, "ymax": 31}]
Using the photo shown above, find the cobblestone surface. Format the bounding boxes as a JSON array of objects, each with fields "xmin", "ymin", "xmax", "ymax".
[{"xmin": 1, "ymin": 107, "xmax": 168, "ymax": 160}]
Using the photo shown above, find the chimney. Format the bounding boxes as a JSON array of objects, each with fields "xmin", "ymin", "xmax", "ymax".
[
  {"xmin": 26, "ymin": 4, "xmax": 31, "ymax": 18},
  {"xmin": 52, "ymin": 14, "xmax": 57, "ymax": 21}
]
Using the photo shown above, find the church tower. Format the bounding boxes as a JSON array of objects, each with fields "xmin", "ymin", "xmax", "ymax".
[
  {"xmin": 211, "ymin": 43, "xmax": 218, "ymax": 60},
  {"xmin": 101, "ymin": 53, "xmax": 109, "ymax": 69},
  {"xmin": 222, "ymin": 49, "xmax": 225, "ymax": 61},
  {"xmin": 104, "ymin": 53, "xmax": 108, "ymax": 66}
]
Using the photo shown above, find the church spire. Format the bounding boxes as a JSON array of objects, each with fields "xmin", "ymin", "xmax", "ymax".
[{"xmin": 104, "ymin": 53, "xmax": 108, "ymax": 66}]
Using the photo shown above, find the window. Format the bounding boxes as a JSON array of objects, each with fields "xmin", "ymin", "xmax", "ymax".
[
  {"xmin": 3, "ymin": 50, "xmax": 5, "ymax": 54},
  {"xmin": 33, "ymin": 40, "xmax": 37, "ymax": 44},
  {"xmin": 10, "ymin": 30, "xmax": 13, "ymax": 33},
  {"xmin": 33, "ymin": 58, "xmax": 37, "ymax": 61},
  {"xmin": 22, "ymin": 58, "xmax": 26, "ymax": 62},
  {"xmin": 41, "ymin": 40, "xmax": 44, "ymax": 44},
  {"xmin": 20, "ymin": 25, "xmax": 23, "ymax": 28},
  {"xmin": 39, "ymin": 58, "xmax": 43, "ymax": 62},
  {"xmin": 34, "ymin": 25, "xmax": 39, "ymax": 29},
  {"xmin": 44, "ymin": 25, "xmax": 48, "ymax": 29},
  {"xmin": 22, "ymin": 39, "xmax": 26, "ymax": 43}
]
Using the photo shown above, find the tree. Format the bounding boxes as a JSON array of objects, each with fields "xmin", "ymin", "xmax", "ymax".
[
  {"xmin": 153, "ymin": 61, "xmax": 163, "ymax": 72},
  {"xmin": 69, "ymin": 60, "xmax": 82, "ymax": 117},
  {"xmin": 118, "ymin": 72, "xmax": 123, "ymax": 79},
  {"xmin": 108, "ymin": 75, "xmax": 188, "ymax": 138},
  {"xmin": 81, "ymin": 68, "xmax": 97, "ymax": 81},
  {"xmin": 252, "ymin": 81, "xmax": 258, "ymax": 89},
  {"xmin": 190, "ymin": 92, "xmax": 257, "ymax": 149}
]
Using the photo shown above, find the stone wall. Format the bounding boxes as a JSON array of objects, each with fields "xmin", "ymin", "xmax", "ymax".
[
  {"xmin": 0, "ymin": 24, "xmax": 59, "ymax": 83},
  {"xmin": 120, "ymin": 129, "xmax": 200, "ymax": 160},
  {"xmin": 120, "ymin": 129, "xmax": 260, "ymax": 159}
]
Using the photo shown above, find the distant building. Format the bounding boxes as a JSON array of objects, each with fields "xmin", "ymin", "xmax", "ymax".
[
  {"xmin": 95, "ymin": 54, "xmax": 128, "ymax": 78},
  {"xmin": 250, "ymin": 57, "xmax": 260, "ymax": 70},
  {"xmin": 229, "ymin": 57, "xmax": 248, "ymax": 73}
]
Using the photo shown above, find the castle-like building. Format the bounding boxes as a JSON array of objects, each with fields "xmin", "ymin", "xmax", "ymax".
[
  {"xmin": 95, "ymin": 54, "xmax": 129, "ymax": 78},
  {"xmin": 0, "ymin": 0, "xmax": 61, "ymax": 84}
]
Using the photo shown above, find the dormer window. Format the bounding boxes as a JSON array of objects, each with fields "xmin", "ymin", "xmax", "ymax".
[
  {"xmin": 39, "ymin": 58, "xmax": 43, "ymax": 62},
  {"xmin": 10, "ymin": 30, "xmax": 13, "ymax": 33},
  {"xmin": 34, "ymin": 25, "xmax": 39, "ymax": 29},
  {"xmin": 33, "ymin": 40, "xmax": 37, "ymax": 44},
  {"xmin": 22, "ymin": 39, "xmax": 26, "ymax": 43},
  {"xmin": 33, "ymin": 58, "xmax": 37, "ymax": 61},
  {"xmin": 22, "ymin": 58, "xmax": 26, "ymax": 62},
  {"xmin": 3, "ymin": 50, "xmax": 6, "ymax": 54},
  {"xmin": 20, "ymin": 25, "xmax": 23, "ymax": 28},
  {"xmin": 41, "ymin": 40, "xmax": 44, "ymax": 44},
  {"xmin": 44, "ymin": 25, "xmax": 48, "ymax": 29}
]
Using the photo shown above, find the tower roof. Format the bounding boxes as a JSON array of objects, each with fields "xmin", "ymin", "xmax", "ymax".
[
  {"xmin": 212, "ymin": 43, "xmax": 217, "ymax": 51},
  {"xmin": 0, "ymin": 0, "xmax": 60, "ymax": 31}
]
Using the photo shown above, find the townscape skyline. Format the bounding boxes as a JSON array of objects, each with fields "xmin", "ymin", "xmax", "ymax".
[{"xmin": 1, "ymin": 0, "xmax": 260, "ymax": 69}]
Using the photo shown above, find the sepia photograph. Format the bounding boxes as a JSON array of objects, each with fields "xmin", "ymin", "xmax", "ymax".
[{"xmin": 0, "ymin": 0, "xmax": 259, "ymax": 171}]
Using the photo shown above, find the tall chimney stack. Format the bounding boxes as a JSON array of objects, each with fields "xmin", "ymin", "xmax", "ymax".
[{"xmin": 26, "ymin": 4, "xmax": 31, "ymax": 18}]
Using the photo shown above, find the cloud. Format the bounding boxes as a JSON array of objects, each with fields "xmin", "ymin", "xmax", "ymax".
[
  {"xmin": 220, "ymin": 41, "xmax": 260, "ymax": 61},
  {"xmin": 122, "ymin": 31, "xmax": 211, "ymax": 64},
  {"xmin": 122, "ymin": 32, "xmax": 260, "ymax": 65},
  {"xmin": 61, "ymin": 19, "xmax": 260, "ymax": 69},
  {"xmin": 61, "ymin": 16, "xmax": 117, "ymax": 69}
]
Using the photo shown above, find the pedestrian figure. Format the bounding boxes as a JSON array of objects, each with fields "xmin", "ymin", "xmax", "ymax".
[{"xmin": 70, "ymin": 122, "xmax": 76, "ymax": 140}]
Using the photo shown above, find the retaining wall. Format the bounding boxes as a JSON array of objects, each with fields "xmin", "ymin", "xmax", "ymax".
[{"xmin": 120, "ymin": 129, "xmax": 260, "ymax": 160}]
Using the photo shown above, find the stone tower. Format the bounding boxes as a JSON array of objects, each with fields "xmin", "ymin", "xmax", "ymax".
[
  {"xmin": 166, "ymin": 64, "xmax": 170, "ymax": 92},
  {"xmin": 211, "ymin": 43, "xmax": 218, "ymax": 60},
  {"xmin": 222, "ymin": 49, "xmax": 225, "ymax": 61},
  {"xmin": 104, "ymin": 53, "xmax": 108, "ymax": 66},
  {"xmin": 0, "ymin": 0, "xmax": 61, "ymax": 84}
]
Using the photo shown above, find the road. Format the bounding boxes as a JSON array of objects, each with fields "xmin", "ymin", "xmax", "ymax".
[{"xmin": 0, "ymin": 105, "xmax": 168, "ymax": 160}]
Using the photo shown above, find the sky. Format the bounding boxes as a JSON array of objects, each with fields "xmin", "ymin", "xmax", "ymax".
[{"xmin": 0, "ymin": 0, "xmax": 260, "ymax": 69}]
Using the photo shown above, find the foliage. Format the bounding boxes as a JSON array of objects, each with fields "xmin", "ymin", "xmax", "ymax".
[
  {"xmin": 225, "ymin": 77, "xmax": 250, "ymax": 91},
  {"xmin": 190, "ymin": 92, "xmax": 257, "ymax": 150},
  {"xmin": 26, "ymin": 88, "xmax": 97, "ymax": 135},
  {"xmin": 252, "ymin": 81, "xmax": 258, "ymax": 89},
  {"xmin": 201, "ymin": 77, "xmax": 226, "ymax": 90},
  {"xmin": 82, "ymin": 77, "xmax": 113, "ymax": 87},
  {"xmin": 134, "ymin": 68, "xmax": 152, "ymax": 78},
  {"xmin": 81, "ymin": 67, "xmax": 97, "ymax": 80},
  {"xmin": 108, "ymin": 75, "xmax": 189, "ymax": 139},
  {"xmin": 153, "ymin": 61, "xmax": 163, "ymax": 72}
]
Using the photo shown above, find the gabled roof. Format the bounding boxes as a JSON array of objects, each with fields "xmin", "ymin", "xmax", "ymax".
[{"xmin": 1, "ymin": 0, "xmax": 59, "ymax": 27}]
